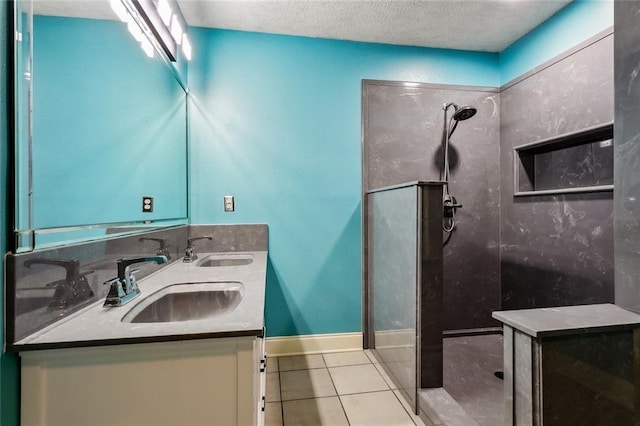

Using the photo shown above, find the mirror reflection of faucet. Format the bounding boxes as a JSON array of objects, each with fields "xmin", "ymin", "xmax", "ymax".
[
  {"xmin": 139, "ymin": 237, "xmax": 172, "ymax": 260},
  {"xmin": 183, "ymin": 236, "xmax": 213, "ymax": 263},
  {"xmin": 23, "ymin": 259, "xmax": 95, "ymax": 309},
  {"xmin": 103, "ymin": 256, "xmax": 168, "ymax": 307}
]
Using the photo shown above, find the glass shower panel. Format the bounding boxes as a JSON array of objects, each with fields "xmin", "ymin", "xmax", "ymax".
[{"xmin": 369, "ymin": 185, "xmax": 418, "ymax": 410}]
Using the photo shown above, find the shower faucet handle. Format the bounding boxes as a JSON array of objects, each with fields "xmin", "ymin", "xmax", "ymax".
[
  {"xmin": 443, "ymin": 195, "xmax": 462, "ymax": 218},
  {"xmin": 443, "ymin": 195, "xmax": 462, "ymax": 208}
]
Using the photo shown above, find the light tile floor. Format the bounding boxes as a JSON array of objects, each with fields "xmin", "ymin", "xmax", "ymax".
[{"xmin": 265, "ymin": 350, "xmax": 430, "ymax": 426}]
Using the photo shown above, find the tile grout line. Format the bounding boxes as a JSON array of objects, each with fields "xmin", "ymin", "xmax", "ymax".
[
  {"xmin": 323, "ymin": 353, "xmax": 352, "ymax": 426},
  {"xmin": 390, "ymin": 389, "xmax": 421, "ymax": 426},
  {"xmin": 277, "ymin": 359, "xmax": 284, "ymax": 426},
  {"xmin": 327, "ymin": 353, "xmax": 395, "ymax": 420}
]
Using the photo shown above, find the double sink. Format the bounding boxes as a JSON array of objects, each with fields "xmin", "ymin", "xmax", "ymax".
[
  {"xmin": 14, "ymin": 251, "xmax": 267, "ymax": 348},
  {"xmin": 122, "ymin": 253, "xmax": 253, "ymax": 323}
]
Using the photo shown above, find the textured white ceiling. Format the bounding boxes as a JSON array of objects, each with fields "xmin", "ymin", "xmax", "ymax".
[
  {"xmin": 32, "ymin": 1, "xmax": 117, "ymax": 21},
  {"xmin": 176, "ymin": 0, "xmax": 573, "ymax": 52},
  {"xmin": 32, "ymin": 0, "xmax": 573, "ymax": 53}
]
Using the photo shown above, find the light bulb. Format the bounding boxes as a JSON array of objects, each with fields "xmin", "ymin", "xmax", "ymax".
[
  {"xmin": 157, "ymin": 0, "xmax": 172, "ymax": 26},
  {"xmin": 110, "ymin": 0, "xmax": 128, "ymax": 22},
  {"xmin": 127, "ymin": 17, "xmax": 143, "ymax": 42},
  {"xmin": 141, "ymin": 37, "xmax": 154, "ymax": 58},
  {"xmin": 170, "ymin": 15, "xmax": 183, "ymax": 45},
  {"xmin": 182, "ymin": 34, "xmax": 192, "ymax": 60}
]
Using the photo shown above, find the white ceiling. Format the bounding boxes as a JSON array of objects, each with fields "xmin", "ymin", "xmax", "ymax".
[
  {"xmin": 176, "ymin": 0, "xmax": 573, "ymax": 52},
  {"xmin": 33, "ymin": 0, "xmax": 573, "ymax": 53}
]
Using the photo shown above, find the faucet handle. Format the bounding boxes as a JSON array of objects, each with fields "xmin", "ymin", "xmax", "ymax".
[
  {"xmin": 103, "ymin": 276, "xmax": 122, "ymax": 286},
  {"xmin": 184, "ymin": 236, "xmax": 213, "ymax": 263},
  {"xmin": 103, "ymin": 276, "xmax": 126, "ymax": 301},
  {"xmin": 103, "ymin": 257, "xmax": 166, "ymax": 307},
  {"xmin": 123, "ymin": 267, "xmax": 141, "ymax": 294}
]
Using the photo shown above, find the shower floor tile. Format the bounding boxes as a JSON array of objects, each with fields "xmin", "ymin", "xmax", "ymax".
[{"xmin": 443, "ymin": 333, "xmax": 504, "ymax": 426}]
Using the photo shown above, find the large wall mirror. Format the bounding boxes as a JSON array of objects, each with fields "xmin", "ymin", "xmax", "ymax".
[{"xmin": 14, "ymin": 0, "xmax": 189, "ymax": 252}]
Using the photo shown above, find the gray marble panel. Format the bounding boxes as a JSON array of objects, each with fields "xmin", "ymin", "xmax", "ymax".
[
  {"xmin": 500, "ymin": 34, "xmax": 614, "ymax": 311},
  {"xmin": 534, "ymin": 140, "xmax": 613, "ymax": 190},
  {"xmin": 369, "ymin": 185, "xmax": 418, "ymax": 408},
  {"xmin": 418, "ymin": 387, "xmax": 479, "ymax": 426},
  {"xmin": 442, "ymin": 334, "xmax": 503, "ymax": 426},
  {"xmin": 514, "ymin": 330, "xmax": 533, "ymax": 425},
  {"xmin": 6, "ymin": 225, "xmax": 189, "ymax": 344},
  {"xmin": 503, "ymin": 326, "xmax": 514, "ymax": 426},
  {"xmin": 189, "ymin": 224, "xmax": 268, "ymax": 252},
  {"xmin": 493, "ymin": 303, "xmax": 640, "ymax": 338},
  {"xmin": 419, "ymin": 185, "xmax": 444, "ymax": 388},
  {"xmin": 364, "ymin": 81, "xmax": 501, "ymax": 330},
  {"xmin": 614, "ymin": 1, "xmax": 640, "ymax": 314}
]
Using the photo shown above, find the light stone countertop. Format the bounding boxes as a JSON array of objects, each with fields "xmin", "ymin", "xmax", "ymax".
[
  {"xmin": 15, "ymin": 252, "xmax": 267, "ymax": 350},
  {"xmin": 492, "ymin": 303, "xmax": 640, "ymax": 338}
]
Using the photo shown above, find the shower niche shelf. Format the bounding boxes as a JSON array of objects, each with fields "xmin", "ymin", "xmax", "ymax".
[{"xmin": 514, "ymin": 122, "xmax": 613, "ymax": 196}]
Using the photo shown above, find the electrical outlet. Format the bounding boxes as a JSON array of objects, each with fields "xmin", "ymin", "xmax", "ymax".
[
  {"xmin": 224, "ymin": 195, "xmax": 234, "ymax": 212},
  {"xmin": 142, "ymin": 196, "xmax": 153, "ymax": 213}
]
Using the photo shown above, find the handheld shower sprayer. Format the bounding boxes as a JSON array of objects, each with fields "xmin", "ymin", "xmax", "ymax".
[{"xmin": 441, "ymin": 102, "xmax": 476, "ymax": 238}]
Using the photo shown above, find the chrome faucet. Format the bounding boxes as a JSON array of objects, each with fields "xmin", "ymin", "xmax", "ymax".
[
  {"xmin": 139, "ymin": 237, "xmax": 172, "ymax": 260},
  {"xmin": 23, "ymin": 258, "xmax": 95, "ymax": 309},
  {"xmin": 103, "ymin": 256, "xmax": 167, "ymax": 307},
  {"xmin": 183, "ymin": 236, "xmax": 213, "ymax": 263}
]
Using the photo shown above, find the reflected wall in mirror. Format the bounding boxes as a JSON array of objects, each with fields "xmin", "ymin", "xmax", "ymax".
[{"xmin": 15, "ymin": 0, "xmax": 189, "ymax": 251}]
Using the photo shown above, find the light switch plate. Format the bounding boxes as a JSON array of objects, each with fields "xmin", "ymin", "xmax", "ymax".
[{"xmin": 224, "ymin": 195, "xmax": 234, "ymax": 212}]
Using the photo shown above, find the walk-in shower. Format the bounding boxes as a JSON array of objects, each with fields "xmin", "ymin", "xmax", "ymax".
[{"xmin": 441, "ymin": 103, "xmax": 477, "ymax": 236}]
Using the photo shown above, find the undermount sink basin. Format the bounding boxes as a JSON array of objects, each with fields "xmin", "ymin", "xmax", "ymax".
[
  {"xmin": 196, "ymin": 254, "xmax": 254, "ymax": 267},
  {"xmin": 121, "ymin": 282, "xmax": 244, "ymax": 323}
]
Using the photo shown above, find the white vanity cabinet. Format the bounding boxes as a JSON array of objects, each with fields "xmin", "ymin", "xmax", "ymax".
[{"xmin": 21, "ymin": 336, "xmax": 266, "ymax": 426}]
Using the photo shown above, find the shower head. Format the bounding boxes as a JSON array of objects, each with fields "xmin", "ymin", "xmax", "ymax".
[
  {"xmin": 442, "ymin": 102, "xmax": 477, "ymax": 139},
  {"xmin": 452, "ymin": 105, "xmax": 477, "ymax": 121}
]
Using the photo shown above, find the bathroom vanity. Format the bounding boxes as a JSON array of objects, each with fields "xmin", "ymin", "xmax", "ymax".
[
  {"xmin": 11, "ymin": 244, "xmax": 268, "ymax": 426},
  {"xmin": 21, "ymin": 336, "xmax": 265, "ymax": 425}
]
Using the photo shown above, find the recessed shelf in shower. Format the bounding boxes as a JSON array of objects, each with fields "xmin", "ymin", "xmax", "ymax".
[{"xmin": 513, "ymin": 122, "xmax": 614, "ymax": 196}]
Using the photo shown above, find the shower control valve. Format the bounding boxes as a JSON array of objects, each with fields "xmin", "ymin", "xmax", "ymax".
[{"xmin": 443, "ymin": 195, "xmax": 462, "ymax": 218}]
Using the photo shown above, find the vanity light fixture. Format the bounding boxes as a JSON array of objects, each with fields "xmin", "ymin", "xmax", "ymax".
[
  {"xmin": 112, "ymin": 0, "xmax": 190, "ymax": 62},
  {"xmin": 157, "ymin": 0, "xmax": 173, "ymax": 26},
  {"xmin": 130, "ymin": 0, "xmax": 178, "ymax": 61},
  {"xmin": 110, "ymin": 0, "xmax": 129, "ymax": 22},
  {"xmin": 170, "ymin": 14, "xmax": 183, "ymax": 45},
  {"xmin": 127, "ymin": 17, "xmax": 143, "ymax": 42},
  {"xmin": 140, "ymin": 37, "xmax": 155, "ymax": 58}
]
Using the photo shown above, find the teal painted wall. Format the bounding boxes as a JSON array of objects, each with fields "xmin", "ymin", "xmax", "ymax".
[
  {"xmin": 500, "ymin": 0, "xmax": 613, "ymax": 85},
  {"xmin": 188, "ymin": 29, "xmax": 499, "ymax": 337},
  {"xmin": 189, "ymin": 1, "xmax": 615, "ymax": 338},
  {"xmin": 1, "ymin": 2, "xmax": 20, "ymax": 425}
]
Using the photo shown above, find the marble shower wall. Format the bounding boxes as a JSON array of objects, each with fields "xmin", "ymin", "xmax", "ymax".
[
  {"xmin": 363, "ymin": 81, "xmax": 501, "ymax": 330},
  {"xmin": 614, "ymin": 2, "xmax": 640, "ymax": 314},
  {"xmin": 500, "ymin": 33, "xmax": 614, "ymax": 310}
]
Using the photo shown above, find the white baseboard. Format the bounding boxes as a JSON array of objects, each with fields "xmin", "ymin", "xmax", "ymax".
[{"xmin": 265, "ymin": 332, "xmax": 363, "ymax": 357}]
